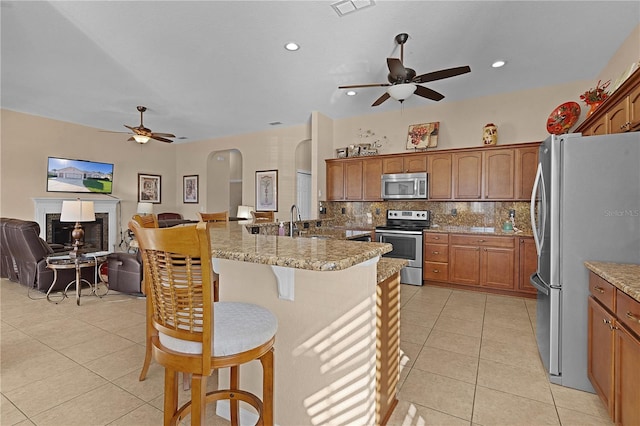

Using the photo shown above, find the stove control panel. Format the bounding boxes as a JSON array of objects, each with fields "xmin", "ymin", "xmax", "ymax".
[{"xmin": 386, "ymin": 210, "xmax": 431, "ymax": 220}]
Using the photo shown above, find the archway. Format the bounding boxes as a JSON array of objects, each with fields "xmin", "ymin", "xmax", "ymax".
[{"xmin": 206, "ymin": 149, "xmax": 243, "ymax": 216}]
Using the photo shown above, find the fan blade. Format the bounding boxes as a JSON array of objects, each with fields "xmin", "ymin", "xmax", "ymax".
[
  {"xmin": 414, "ymin": 85, "xmax": 445, "ymax": 101},
  {"xmin": 387, "ymin": 58, "xmax": 406, "ymax": 80},
  {"xmin": 413, "ymin": 66, "xmax": 471, "ymax": 84},
  {"xmin": 127, "ymin": 137, "xmax": 135, "ymax": 142},
  {"xmin": 339, "ymin": 83, "xmax": 391, "ymax": 89},
  {"xmin": 151, "ymin": 132, "xmax": 176, "ymax": 138},
  {"xmin": 151, "ymin": 135, "xmax": 174, "ymax": 143},
  {"xmin": 372, "ymin": 92, "xmax": 390, "ymax": 107}
]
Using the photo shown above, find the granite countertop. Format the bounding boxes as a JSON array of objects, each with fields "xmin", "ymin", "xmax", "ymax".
[
  {"xmin": 209, "ymin": 222, "xmax": 391, "ymax": 272},
  {"xmin": 377, "ymin": 258, "xmax": 408, "ymax": 283},
  {"xmin": 584, "ymin": 261, "xmax": 640, "ymax": 302},
  {"xmin": 426, "ymin": 225, "xmax": 534, "ymax": 237}
]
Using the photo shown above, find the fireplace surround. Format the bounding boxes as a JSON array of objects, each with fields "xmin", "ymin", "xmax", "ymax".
[{"xmin": 33, "ymin": 198, "xmax": 120, "ymax": 252}]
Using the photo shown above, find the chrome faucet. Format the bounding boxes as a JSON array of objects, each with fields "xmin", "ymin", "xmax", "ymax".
[{"xmin": 290, "ymin": 204, "xmax": 301, "ymax": 236}]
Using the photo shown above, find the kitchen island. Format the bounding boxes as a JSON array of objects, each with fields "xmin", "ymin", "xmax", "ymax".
[{"xmin": 207, "ymin": 221, "xmax": 400, "ymax": 425}]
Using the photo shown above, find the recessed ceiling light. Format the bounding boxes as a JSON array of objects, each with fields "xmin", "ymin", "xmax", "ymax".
[
  {"xmin": 284, "ymin": 42, "xmax": 300, "ymax": 51},
  {"xmin": 346, "ymin": 90, "xmax": 357, "ymax": 96},
  {"xmin": 492, "ymin": 60, "xmax": 506, "ymax": 68}
]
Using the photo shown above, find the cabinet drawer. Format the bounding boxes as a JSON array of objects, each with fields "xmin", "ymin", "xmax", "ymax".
[
  {"xmin": 589, "ymin": 273, "xmax": 616, "ymax": 312},
  {"xmin": 424, "ymin": 244, "xmax": 448, "ymax": 262},
  {"xmin": 424, "ymin": 232, "xmax": 449, "ymax": 244},
  {"xmin": 616, "ymin": 290, "xmax": 640, "ymax": 337},
  {"xmin": 450, "ymin": 234, "xmax": 514, "ymax": 248},
  {"xmin": 423, "ymin": 262, "xmax": 448, "ymax": 281}
]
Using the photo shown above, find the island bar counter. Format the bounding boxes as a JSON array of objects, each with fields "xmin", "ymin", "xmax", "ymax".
[{"xmin": 207, "ymin": 222, "xmax": 396, "ymax": 425}]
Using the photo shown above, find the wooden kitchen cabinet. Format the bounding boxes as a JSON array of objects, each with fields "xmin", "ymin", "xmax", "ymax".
[
  {"xmin": 452, "ymin": 152, "xmax": 482, "ymax": 199},
  {"xmin": 382, "ymin": 154, "xmax": 427, "ymax": 174},
  {"xmin": 423, "ymin": 233, "xmax": 449, "ymax": 282},
  {"xmin": 483, "ymin": 149, "xmax": 515, "ymax": 199},
  {"xmin": 587, "ymin": 270, "xmax": 640, "ymax": 425},
  {"xmin": 449, "ymin": 234, "xmax": 516, "ymax": 290},
  {"xmin": 362, "ymin": 157, "xmax": 383, "ymax": 200},
  {"xmin": 326, "ymin": 158, "xmax": 382, "ymax": 201},
  {"xmin": 515, "ymin": 146, "xmax": 539, "ymax": 200},
  {"xmin": 344, "ymin": 160, "xmax": 363, "ymax": 200},
  {"xmin": 577, "ymin": 67, "xmax": 640, "ymax": 135},
  {"xmin": 517, "ymin": 237, "xmax": 538, "ymax": 294},
  {"xmin": 427, "ymin": 153, "xmax": 452, "ymax": 199},
  {"xmin": 326, "ymin": 160, "xmax": 346, "ymax": 200},
  {"xmin": 588, "ymin": 295, "xmax": 616, "ymax": 418}
]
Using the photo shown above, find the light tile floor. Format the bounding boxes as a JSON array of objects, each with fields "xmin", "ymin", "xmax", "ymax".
[{"xmin": 1, "ymin": 279, "xmax": 613, "ymax": 425}]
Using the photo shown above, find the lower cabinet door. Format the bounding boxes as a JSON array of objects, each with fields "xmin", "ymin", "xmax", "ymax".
[
  {"xmin": 587, "ymin": 297, "xmax": 615, "ymax": 418},
  {"xmin": 423, "ymin": 261, "xmax": 448, "ymax": 281},
  {"xmin": 449, "ymin": 245, "xmax": 480, "ymax": 285},
  {"xmin": 615, "ymin": 324, "xmax": 640, "ymax": 425},
  {"xmin": 481, "ymin": 247, "xmax": 515, "ymax": 290}
]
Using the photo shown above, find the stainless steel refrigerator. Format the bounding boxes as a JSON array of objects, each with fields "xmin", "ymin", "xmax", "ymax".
[{"xmin": 529, "ymin": 132, "xmax": 640, "ymax": 392}]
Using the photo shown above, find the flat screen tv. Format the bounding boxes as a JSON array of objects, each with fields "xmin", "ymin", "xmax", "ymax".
[{"xmin": 47, "ymin": 157, "xmax": 114, "ymax": 194}]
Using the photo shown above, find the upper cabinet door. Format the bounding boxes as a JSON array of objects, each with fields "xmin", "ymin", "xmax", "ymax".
[
  {"xmin": 326, "ymin": 160, "xmax": 345, "ymax": 201},
  {"xmin": 405, "ymin": 155, "xmax": 427, "ymax": 173},
  {"xmin": 362, "ymin": 158, "xmax": 383, "ymax": 201},
  {"xmin": 382, "ymin": 157, "xmax": 404, "ymax": 174},
  {"xmin": 484, "ymin": 149, "xmax": 515, "ymax": 200},
  {"xmin": 344, "ymin": 160, "xmax": 364, "ymax": 200},
  {"xmin": 427, "ymin": 153, "xmax": 452, "ymax": 199},
  {"xmin": 515, "ymin": 146, "xmax": 539, "ymax": 200},
  {"xmin": 452, "ymin": 152, "xmax": 482, "ymax": 199}
]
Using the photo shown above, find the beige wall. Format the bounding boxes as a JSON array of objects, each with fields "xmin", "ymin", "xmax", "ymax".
[{"xmin": 0, "ymin": 109, "xmax": 177, "ymax": 229}]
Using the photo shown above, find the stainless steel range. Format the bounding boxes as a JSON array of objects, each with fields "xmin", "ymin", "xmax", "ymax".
[{"xmin": 375, "ymin": 210, "xmax": 431, "ymax": 286}]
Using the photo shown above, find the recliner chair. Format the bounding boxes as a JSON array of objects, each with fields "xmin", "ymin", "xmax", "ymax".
[
  {"xmin": 106, "ymin": 252, "xmax": 143, "ymax": 295},
  {"xmin": 0, "ymin": 218, "xmax": 94, "ymax": 291}
]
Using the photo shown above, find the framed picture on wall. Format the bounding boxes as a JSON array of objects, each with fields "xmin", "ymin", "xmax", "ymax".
[
  {"xmin": 406, "ymin": 122, "xmax": 439, "ymax": 150},
  {"xmin": 138, "ymin": 173, "xmax": 161, "ymax": 203},
  {"xmin": 183, "ymin": 175, "xmax": 198, "ymax": 203},
  {"xmin": 255, "ymin": 170, "xmax": 278, "ymax": 212}
]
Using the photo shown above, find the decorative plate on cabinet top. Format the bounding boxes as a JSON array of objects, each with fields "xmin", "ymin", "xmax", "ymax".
[{"xmin": 547, "ymin": 101, "xmax": 581, "ymax": 134}]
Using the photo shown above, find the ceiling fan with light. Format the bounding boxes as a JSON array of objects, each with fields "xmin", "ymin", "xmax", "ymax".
[
  {"xmin": 339, "ymin": 33, "xmax": 471, "ymax": 107},
  {"xmin": 120, "ymin": 106, "xmax": 176, "ymax": 144}
]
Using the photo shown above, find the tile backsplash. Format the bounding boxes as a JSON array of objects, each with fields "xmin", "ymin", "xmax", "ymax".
[{"xmin": 320, "ymin": 200, "xmax": 532, "ymax": 233}]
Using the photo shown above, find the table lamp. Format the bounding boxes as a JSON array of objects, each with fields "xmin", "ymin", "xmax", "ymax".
[
  {"xmin": 137, "ymin": 202, "xmax": 153, "ymax": 215},
  {"xmin": 60, "ymin": 199, "xmax": 95, "ymax": 258}
]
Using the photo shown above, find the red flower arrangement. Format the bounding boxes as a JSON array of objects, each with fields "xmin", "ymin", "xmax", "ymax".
[{"xmin": 580, "ymin": 79, "xmax": 611, "ymax": 105}]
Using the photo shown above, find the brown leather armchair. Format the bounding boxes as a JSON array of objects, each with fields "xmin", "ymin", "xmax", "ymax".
[
  {"xmin": 0, "ymin": 218, "xmax": 94, "ymax": 291},
  {"xmin": 106, "ymin": 252, "xmax": 143, "ymax": 295}
]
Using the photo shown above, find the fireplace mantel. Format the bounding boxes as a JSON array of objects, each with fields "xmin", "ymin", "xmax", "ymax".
[{"xmin": 33, "ymin": 197, "xmax": 120, "ymax": 252}]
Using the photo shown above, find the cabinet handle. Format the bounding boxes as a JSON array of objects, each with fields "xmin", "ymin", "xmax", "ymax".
[
  {"xmin": 433, "ymin": 269, "xmax": 439, "ymax": 273},
  {"xmin": 433, "ymin": 251, "xmax": 439, "ymax": 255},
  {"xmin": 434, "ymin": 237, "xmax": 440, "ymax": 240},
  {"xmin": 593, "ymin": 286, "xmax": 605, "ymax": 294},
  {"xmin": 603, "ymin": 318, "xmax": 611, "ymax": 324},
  {"xmin": 626, "ymin": 311, "xmax": 640, "ymax": 324},
  {"xmin": 478, "ymin": 239, "xmax": 486, "ymax": 242}
]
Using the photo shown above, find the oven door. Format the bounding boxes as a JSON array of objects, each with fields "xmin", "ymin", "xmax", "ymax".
[{"xmin": 376, "ymin": 230, "xmax": 422, "ymax": 267}]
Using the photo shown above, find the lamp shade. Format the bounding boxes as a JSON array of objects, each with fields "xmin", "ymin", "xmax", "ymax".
[
  {"xmin": 137, "ymin": 202, "xmax": 153, "ymax": 215},
  {"xmin": 60, "ymin": 199, "xmax": 95, "ymax": 222},
  {"xmin": 236, "ymin": 205, "xmax": 253, "ymax": 219},
  {"xmin": 133, "ymin": 134, "xmax": 150, "ymax": 144},
  {"xmin": 387, "ymin": 83, "xmax": 416, "ymax": 101}
]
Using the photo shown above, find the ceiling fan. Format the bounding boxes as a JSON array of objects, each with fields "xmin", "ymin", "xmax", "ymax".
[
  {"xmin": 123, "ymin": 106, "xmax": 176, "ymax": 144},
  {"xmin": 339, "ymin": 33, "xmax": 471, "ymax": 107}
]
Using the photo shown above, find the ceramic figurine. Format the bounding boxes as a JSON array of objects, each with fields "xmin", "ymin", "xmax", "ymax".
[{"xmin": 483, "ymin": 123, "xmax": 498, "ymax": 145}]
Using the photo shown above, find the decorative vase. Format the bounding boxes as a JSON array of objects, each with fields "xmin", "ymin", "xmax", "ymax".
[
  {"xmin": 482, "ymin": 123, "xmax": 497, "ymax": 145},
  {"xmin": 587, "ymin": 101, "xmax": 603, "ymax": 117}
]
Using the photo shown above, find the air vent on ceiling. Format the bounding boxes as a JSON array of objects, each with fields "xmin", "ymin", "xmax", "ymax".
[{"xmin": 331, "ymin": 0, "xmax": 375, "ymax": 17}]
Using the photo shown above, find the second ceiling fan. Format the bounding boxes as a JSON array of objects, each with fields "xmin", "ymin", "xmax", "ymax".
[{"xmin": 339, "ymin": 33, "xmax": 471, "ymax": 107}]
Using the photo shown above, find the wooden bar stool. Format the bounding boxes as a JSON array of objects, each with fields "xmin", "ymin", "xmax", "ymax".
[
  {"xmin": 250, "ymin": 211, "xmax": 275, "ymax": 222},
  {"xmin": 198, "ymin": 211, "xmax": 229, "ymax": 222},
  {"xmin": 130, "ymin": 221, "xmax": 276, "ymax": 425}
]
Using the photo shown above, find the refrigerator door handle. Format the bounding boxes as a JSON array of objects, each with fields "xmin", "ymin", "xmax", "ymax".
[
  {"xmin": 530, "ymin": 273, "xmax": 549, "ymax": 295},
  {"xmin": 530, "ymin": 162, "xmax": 544, "ymax": 255}
]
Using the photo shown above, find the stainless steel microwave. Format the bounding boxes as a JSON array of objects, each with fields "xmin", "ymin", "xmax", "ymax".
[{"xmin": 381, "ymin": 172, "xmax": 428, "ymax": 199}]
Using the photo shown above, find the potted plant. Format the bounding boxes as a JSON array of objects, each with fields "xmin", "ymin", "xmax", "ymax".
[{"xmin": 580, "ymin": 79, "xmax": 611, "ymax": 116}]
